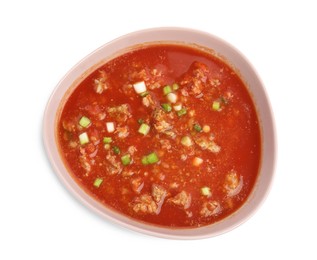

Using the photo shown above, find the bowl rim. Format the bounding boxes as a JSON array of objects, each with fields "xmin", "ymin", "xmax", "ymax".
[{"xmin": 43, "ymin": 27, "xmax": 276, "ymax": 239}]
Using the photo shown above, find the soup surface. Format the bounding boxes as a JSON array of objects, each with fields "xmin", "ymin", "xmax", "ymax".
[{"xmin": 57, "ymin": 43, "xmax": 261, "ymax": 227}]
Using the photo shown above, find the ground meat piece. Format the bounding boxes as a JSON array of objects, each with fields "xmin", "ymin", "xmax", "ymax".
[
  {"xmin": 107, "ymin": 104, "xmax": 132, "ymax": 122},
  {"xmin": 159, "ymin": 139, "xmax": 171, "ymax": 150},
  {"xmin": 180, "ymin": 61, "xmax": 210, "ymax": 96},
  {"xmin": 127, "ymin": 145, "xmax": 137, "ymax": 155},
  {"xmin": 84, "ymin": 104, "xmax": 103, "ymax": 116},
  {"xmin": 62, "ymin": 120, "xmax": 76, "ymax": 132},
  {"xmin": 116, "ymin": 126, "xmax": 129, "ymax": 138},
  {"xmin": 153, "ymin": 109, "xmax": 176, "ymax": 137},
  {"xmin": 132, "ymin": 194, "xmax": 158, "ymax": 214},
  {"xmin": 224, "ymin": 170, "xmax": 243, "ymax": 196},
  {"xmin": 131, "ymin": 177, "xmax": 144, "ymax": 194},
  {"xmin": 200, "ymin": 201, "xmax": 221, "ymax": 217},
  {"xmin": 94, "ymin": 71, "xmax": 109, "ymax": 94},
  {"xmin": 142, "ymin": 94, "xmax": 158, "ymax": 109},
  {"xmin": 151, "ymin": 184, "xmax": 167, "ymax": 204},
  {"xmin": 130, "ymin": 68, "xmax": 150, "ymax": 82},
  {"xmin": 79, "ymin": 155, "xmax": 91, "ymax": 172},
  {"xmin": 122, "ymin": 170, "xmax": 135, "ymax": 177},
  {"xmin": 105, "ymin": 152, "xmax": 123, "ymax": 175},
  {"xmin": 168, "ymin": 191, "xmax": 191, "ymax": 209},
  {"xmin": 194, "ymin": 136, "xmax": 221, "ymax": 153}
]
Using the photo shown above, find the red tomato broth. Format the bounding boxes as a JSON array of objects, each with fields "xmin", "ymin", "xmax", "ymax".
[{"xmin": 57, "ymin": 43, "xmax": 261, "ymax": 228}]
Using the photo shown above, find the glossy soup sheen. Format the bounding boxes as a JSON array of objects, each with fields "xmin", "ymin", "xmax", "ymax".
[{"xmin": 57, "ymin": 43, "xmax": 261, "ymax": 228}]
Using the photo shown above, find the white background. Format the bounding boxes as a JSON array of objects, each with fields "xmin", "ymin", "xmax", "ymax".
[{"xmin": 1, "ymin": 0, "xmax": 316, "ymax": 259}]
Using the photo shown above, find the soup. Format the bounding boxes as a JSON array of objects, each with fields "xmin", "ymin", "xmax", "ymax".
[{"xmin": 57, "ymin": 43, "xmax": 261, "ymax": 227}]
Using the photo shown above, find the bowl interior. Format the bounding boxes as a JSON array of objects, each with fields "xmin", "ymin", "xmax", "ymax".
[{"xmin": 43, "ymin": 28, "xmax": 275, "ymax": 239}]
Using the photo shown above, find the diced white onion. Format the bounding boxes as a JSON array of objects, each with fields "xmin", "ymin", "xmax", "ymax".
[
  {"xmin": 167, "ymin": 92, "xmax": 177, "ymax": 103},
  {"xmin": 173, "ymin": 103, "xmax": 182, "ymax": 111},
  {"xmin": 106, "ymin": 122, "xmax": 115, "ymax": 133},
  {"xmin": 133, "ymin": 81, "xmax": 147, "ymax": 94}
]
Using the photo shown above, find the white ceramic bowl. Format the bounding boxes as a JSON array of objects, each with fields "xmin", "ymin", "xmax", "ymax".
[{"xmin": 43, "ymin": 27, "xmax": 276, "ymax": 239}]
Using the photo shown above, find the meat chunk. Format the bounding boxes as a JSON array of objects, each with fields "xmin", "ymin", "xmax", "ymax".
[
  {"xmin": 132, "ymin": 194, "xmax": 158, "ymax": 214},
  {"xmin": 224, "ymin": 170, "xmax": 243, "ymax": 196},
  {"xmin": 180, "ymin": 61, "xmax": 210, "ymax": 96},
  {"xmin": 159, "ymin": 139, "xmax": 171, "ymax": 150},
  {"xmin": 116, "ymin": 126, "xmax": 129, "ymax": 138},
  {"xmin": 104, "ymin": 152, "xmax": 123, "ymax": 175},
  {"xmin": 107, "ymin": 104, "xmax": 132, "ymax": 122},
  {"xmin": 194, "ymin": 136, "xmax": 221, "ymax": 153},
  {"xmin": 94, "ymin": 71, "xmax": 109, "ymax": 94},
  {"xmin": 122, "ymin": 169, "xmax": 135, "ymax": 177},
  {"xmin": 168, "ymin": 191, "xmax": 191, "ymax": 209},
  {"xmin": 79, "ymin": 155, "xmax": 91, "ymax": 172},
  {"xmin": 127, "ymin": 145, "xmax": 137, "ymax": 155},
  {"xmin": 200, "ymin": 201, "xmax": 221, "ymax": 217},
  {"xmin": 153, "ymin": 109, "xmax": 172, "ymax": 132},
  {"xmin": 84, "ymin": 104, "xmax": 103, "ymax": 116},
  {"xmin": 62, "ymin": 120, "xmax": 76, "ymax": 132},
  {"xmin": 153, "ymin": 109, "xmax": 176, "ymax": 138},
  {"xmin": 131, "ymin": 177, "xmax": 144, "ymax": 194},
  {"xmin": 142, "ymin": 94, "xmax": 158, "ymax": 109},
  {"xmin": 151, "ymin": 184, "xmax": 167, "ymax": 204}
]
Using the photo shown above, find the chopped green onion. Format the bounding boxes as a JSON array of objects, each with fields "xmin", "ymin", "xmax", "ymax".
[
  {"xmin": 93, "ymin": 178, "xmax": 103, "ymax": 188},
  {"xmin": 112, "ymin": 146, "xmax": 120, "ymax": 155},
  {"xmin": 79, "ymin": 132, "xmax": 89, "ymax": 145},
  {"xmin": 147, "ymin": 152, "xmax": 159, "ymax": 164},
  {"xmin": 193, "ymin": 124, "xmax": 202, "ymax": 132},
  {"xmin": 137, "ymin": 119, "xmax": 144, "ymax": 124},
  {"xmin": 138, "ymin": 123, "xmax": 150, "ymax": 135},
  {"xmin": 79, "ymin": 116, "xmax": 91, "ymax": 128},
  {"xmin": 161, "ymin": 103, "xmax": 172, "ymax": 112},
  {"xmin": 181, "ymin": 136, "xmax": 193, "ymax": 147},
  {"xmin": 172, "ymin": 83, "xmax": 179, "ymax": 90},
  {"xmin": 103, "ymin": 137, "xmax": 112, "ymax": 144},
  {"xmin": 141, "ymin": 156, "xmax": 149, "ymax": 165},
  {"xmin": 141, "ymin": 152, "xmax": 159, "ymax": 165},
  {"xmin": 140, "ymin": 91, "xmax": 149, "ymax": 97},
  {"xmin": 177, "ymin": 107, "xmax": 187, "ymax": 117},
  {"xmin": 212, "ymin": 101, "xmax": 221, "ymax": 111},
  {"xmin": 121, "ymin": 154, "xmax": 131, "ymax": 166},
  {"xmin": 201, "ymin": 186, "xmax": 211, "ymax": 197},
  {"xmin": 163, "ymin": 85, "xmax": 172, "ymax": 95}
]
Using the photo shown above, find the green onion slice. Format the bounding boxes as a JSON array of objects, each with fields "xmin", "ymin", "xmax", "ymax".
[
  {"xmin": 172, "ymin": 83, "xmax": 179, "ymax": 90},
  {"xmin": 93, "ymin": 178, "xmax": 103, "ymax": 188},
  {"xmin": 112, "ymin": 146, "xmax": 120, "ymax": 155},
  {"xmin": 177, "ymin": 107, "xmax": 187, "ymax": 117},
  {"xmin": 193, "ymin": 124, "xmax": 202, "ymax": 132},
  {"xmin": 141, "ymin": 152, "xmax": 159, "ymax": 165},
  {"xmin": 121, "ymin": 154, "xmax": 131, "ymax": 166},
  {"xmin": 161, "ymin": 103, "xmax": 172, "ymax": 112},
  {"xmin": 138, "ymin": 123, "xmax": 150, "ymax": 135},
  {"xmin": 212, "ymin": 101, "xmax": 221, "ymax": 111},
  {"xmin": 103, "ymin": 137, "xmax": 112, "ymax": 144},
  {"xmin": 163, "ymin": 85, "xmax": 172, "ymax": 95},
  {"xmin": 79, "ymin": 116, "xmax": 91, "ymax": 128}
]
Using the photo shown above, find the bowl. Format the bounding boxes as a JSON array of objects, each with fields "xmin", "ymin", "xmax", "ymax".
[{"xmin": 43, "ymin": 27, "xmax": 276, "ymax": 239}]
